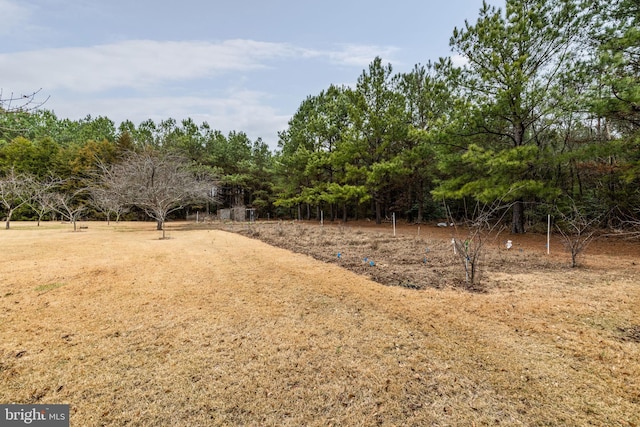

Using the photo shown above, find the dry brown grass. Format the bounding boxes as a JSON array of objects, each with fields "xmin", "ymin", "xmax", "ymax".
[{"xmin": 1, "ymin": 220, "xmax": 639, "ymax": 426}]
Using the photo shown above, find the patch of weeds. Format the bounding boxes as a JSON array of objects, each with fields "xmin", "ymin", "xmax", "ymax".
[
  {"xmin": 617, "ymin": 325, "xmax": 640, "ymax": 343},
  {"xmin": 294, "ymin": 224, "xmax": 305, "ymax": 236},
  {"xmin": 400, "ymin": 282, "xmax": 421, "ymax": 290},
  {"xmin": 34, "ymin": 283, "xmax": 66, "ymax": 293}
]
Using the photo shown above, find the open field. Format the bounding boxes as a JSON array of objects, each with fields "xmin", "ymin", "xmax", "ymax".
[{"xmin": 1, "ymin": 220, "xmax": 639, "ymax": 426}]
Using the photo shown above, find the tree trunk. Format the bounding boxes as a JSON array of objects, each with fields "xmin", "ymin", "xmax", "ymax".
[
  {"xmin": 511, "ymin": 200, "xmax": 525, "ymax": 234},
  {"xmin": 511, "ymin": 122, "xmax": 526, "ymax": 234},
  {"xmin": 375, "ymin": 199, "xmax": 382, "ymax": 225},
  {"xmin": 157, "ymin": 219, "xmax": 163, "ymax": 230},
  {"xmin": 416, "ymin": 181, "xmax": 424, "ymax": 224},
  {"xmin": 5, "ymin": 208, "xmax": 13, "ymax": 229}
]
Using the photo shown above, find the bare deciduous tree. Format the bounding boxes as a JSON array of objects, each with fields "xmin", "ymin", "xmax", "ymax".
[
  {"xmin": 449, "ymin": 201, "xmax": 508, "ymax": 289},
  {"xmin": 48, "ymin": 187, "xmax": 87, "ymax": 231},
  {"xmin": 27, "ymin": 176, "xmax": 62, "ymax": 226},
  {"xmin": 0, "ymin": 168, "xmax": 35, "ymax": 229},
  {"xmin": 556, "ymin": 202, "xmax": 600, "ymax": 268},
  {"xmin": 100, "ymin": 151, "xmax": 218, "ymax": 238},
  {"xmin": 50, "ymin": 188, "xmax": 87, "ymax": 232},
  {"xmin": 88, "ymin": 185, "xmax": 129, "ymax": 225}
]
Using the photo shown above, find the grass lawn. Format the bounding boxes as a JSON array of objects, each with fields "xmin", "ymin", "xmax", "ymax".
[{"xmin": 1, "ymin": 221, "xmax": 638, "ymax": 425}]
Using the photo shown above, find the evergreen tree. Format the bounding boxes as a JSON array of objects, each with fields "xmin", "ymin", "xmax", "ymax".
[
  {"xmin": 442, "ymin": 0, "xmax": 586, "ymax": 232},
  {"xmin": 346, "ymin": 57, "xmax": 410, "ymax": 223},
  {"xmin": 397, "ymin": 60, "xmax": 457, "ymax": 222}
]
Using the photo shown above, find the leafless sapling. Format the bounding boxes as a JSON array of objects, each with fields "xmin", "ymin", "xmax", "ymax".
[
  {"xmin": 555, "ymin": 202, "xmax": 600, "ymax": 268},
  {"xmin": 0, "ymin": 168, "xmax": 35, "ymax": 229},
  {"xmin": 50, "ymin": 188, "xmax": 87, "ymax": 232},
  {"xmin": 447, "ymin": 198, "xmax": 510, "ymax": 288},
  {"xmin": 27, "ymin": 176, "xmax": 62, "ymax": 226}
]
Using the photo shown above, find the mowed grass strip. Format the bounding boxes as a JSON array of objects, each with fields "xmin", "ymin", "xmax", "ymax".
[{"xmin": 0, "ymin": 221, "xmax": 638, "ymax": 426}]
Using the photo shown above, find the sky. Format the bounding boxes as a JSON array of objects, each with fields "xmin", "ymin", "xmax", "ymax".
[{"xmin": 0, "ymin": 0, "xmax": 503, "ymax": 149}]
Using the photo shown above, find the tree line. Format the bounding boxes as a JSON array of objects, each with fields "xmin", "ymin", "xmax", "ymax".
[
  {"xmin": 276, "ymin": 0, "xmax": 639, "ymax": 233},
  {"xmin": 1, "ymin": 0, "xmax": 638, "ymax": 233},
  {"xmin": 0, "ymin": 110, "xmax": 273, "ymax": 227}
]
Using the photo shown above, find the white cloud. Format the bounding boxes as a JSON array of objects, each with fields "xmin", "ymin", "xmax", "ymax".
[
  {"xmin": 0, "ymin": 0, "xmax": 32, "ymax": 36},
  {"xmin": 1, "ymin": 39, "xmax": 399, "ymax": 94},
  {"xmin": 298, "ymin": 43, "xmax": 401, "ymax": 68},
  {"xmin": 326, "ymin": 44, "xmax": 401, "ymax": 67},
  {"xmin": 1, "ymin": 38, "xmax": 399, "ymax": 148},
  {"xmin": 0, "ymin": 39, "xmax": 299, "ymax": 93}
]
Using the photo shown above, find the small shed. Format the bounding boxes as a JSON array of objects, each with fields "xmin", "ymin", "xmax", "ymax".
[{"xmin": 218, "ymin": 206, "xmax": 248, "ymax": 221}]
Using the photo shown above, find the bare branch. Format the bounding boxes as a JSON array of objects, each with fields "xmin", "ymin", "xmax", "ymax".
[
  {"xmin": 98, "ymin": 151, "xmax": 219, "ymax": 238},
  {"xmin": 0, "ymin": 88, "xmax": 49, "ymax": 113},
  {"xmin": 447, "ymin": 196, "xmax": 511, "ymax": 288},
  {"xmin": 27, "ymin": 175, "xmax": 63, "ymax": 226},
  {"xmin": 0, "ymin": 168, "xmax": 36, "ymax": 229},
  {"xmin": 555, "ymin": 200, "xmax": 600, "ymax": 268},
  {"xmin": 50, "ymin": 187, "xmax": 87, "ymax": 232}
]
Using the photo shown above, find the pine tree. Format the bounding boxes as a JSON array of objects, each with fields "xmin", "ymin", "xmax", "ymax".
[{"xmin": 443, "ymin": 0, "xmax": 586, "ymax": 232}]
